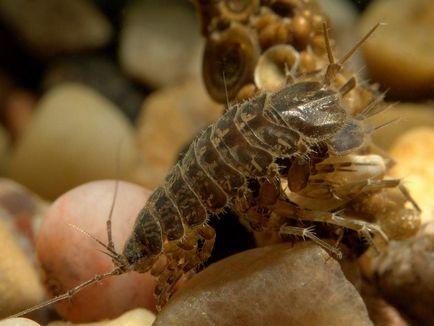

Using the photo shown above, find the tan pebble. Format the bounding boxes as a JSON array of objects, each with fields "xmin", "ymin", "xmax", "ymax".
[
  {"xmin": 47, "ymin": 308, "xmax": 155, "ymax": 326},
  {"xmin": 3, "ymin": 90, "xmax": 36, "ymax": 141},
  {"xmin": 133, "ymin": 79, "xmax": 222, "ymax": 189},
  {"xmin": 358, "ymin": 0, "xmax": 434, "ymax": 99},
  {"xmin": 388, "ymin": 127, "xmax": 434, "ymax": 224},
  {"xmin": 0, "ymin": 218, "xmax": 45, "ymax": 319},
  {"xmin": 8, "ymin": 83, "xmax": 139, "ymax": 200},
  {"xmin": 0, "ymin": 124, "xmax": 10, "ymax": 174},
  {"xmin": 0, "ymin": 318, "xmax": 41, "ymax": 326},
  {"xmin": 119, "ymin": 0, "xmax": 202, "ymax": 88},
  {"xmin": 0, "ymin": 0, "xmax": 111, "ymax": 56},
  {"xmin": 155, "ymin": 242, "xmax": 373, "ymax": 326},
  {"xmin": 370, "ymin": 102, "xmax": 434, "ymax": 150}
]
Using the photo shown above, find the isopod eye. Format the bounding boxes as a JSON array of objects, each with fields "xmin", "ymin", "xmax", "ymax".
[{"xmin": 327, "ymin": 119, "xmax": 366, "ymax": 155}]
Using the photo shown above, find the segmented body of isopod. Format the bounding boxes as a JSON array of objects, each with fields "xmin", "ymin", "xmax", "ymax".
[{"xmin": 8, "ymin": 2, "xmax": 422, "ymax": 320}]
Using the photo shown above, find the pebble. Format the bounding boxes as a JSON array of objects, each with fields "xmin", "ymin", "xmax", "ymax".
[
  {"xmin": 0, "ymin": 318, "xmax": 41, "ymax": 326},
  {"xmin": 374, "ymin": 226, "xmax": 434, "ymax": 325},
  {"xmin": 370, "ymin": 102, "xmax": 434, "ymax": 150},
  {"xmin": 2, "ymin": 90, "xmax": 36, "ymax": 141},
  {"xmin": 47, "ymin": 308, "xmax": 155, "ymax": 326},
  {"xmin": 8, "ymin": 83, "xmax": 140, "ymax": 200},
  {"xmin": 358, "ymin": 0, "xmax": 434, "ymax": 99},
  {"xmin": 0, "ymin": 124, "xmax": 10, "ymax": 174},
  {"xmin": 361, "ymin": 282, "xmax": 410, "ymax": 326},
  {"xmin": 133, "ymin": 79, "xmax": 222, "ymax": 189},
  {"xmin": 0, "ymin": 0, "xmax": 112, "ymax": 56},
  {"xmin": 155, "ymin": 242, "xmax": 373, "ymax": 326},
  {"xmin": 44, "ymin": 56, "xmax": 145, "ymax": 122},
  {"xmin": 119, "ymin": 0, "xmax": 202, "ymax": 88},
  {"xmin": 0, "ymin": 218, "xmax": 45, "ymax": 319},
  {"xmin": 36, "ymin": 181, "xmax": 156, "ymax": 323},
  {"xmin": 0, "ymin": 178, "xmax": 49, "ymax": 257},
  {"xmin": 389, "ymin": 127, "xmax": 434, "ymax": 224}
]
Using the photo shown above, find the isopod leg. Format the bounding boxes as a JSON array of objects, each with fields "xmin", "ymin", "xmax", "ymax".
[
  {"xmin": 279, "ymin": 225, "xmax": 343, "ymax": 259},
  {"xmin": 154, "ymin": 224, "xmax": 216, "ymax": 309},
  {"xmin": 296, "ymin": 209, "xmax": 389, "ymax": 249}
]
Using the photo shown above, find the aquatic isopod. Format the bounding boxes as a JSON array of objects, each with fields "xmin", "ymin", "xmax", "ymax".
[{"xmin": 8, "ymin": 23, "xmax": 420, "ymax": 318}]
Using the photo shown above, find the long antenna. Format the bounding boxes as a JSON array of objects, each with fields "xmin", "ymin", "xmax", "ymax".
[{"xmin": 7, "ymin": 267, "xmax": 124, "ymax": 319}]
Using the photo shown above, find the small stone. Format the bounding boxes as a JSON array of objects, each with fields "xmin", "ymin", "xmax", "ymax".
[
  {"xmin": 0, "ymin": 178, "xmax": 49, "ymax": 255},
  {"xmin": 36, "ymin": 181, "xmax": 156, "ymax": 323},
  {"xmin": 155, "ymin": 242, "xmax": 373, "ymax": 326},
  {"xmin": 133, "ymin": 79, "xmax": 222, "ymax": 189},
  {"xmin": 0, "ymin": 0, "xmax": 112, "ymax": 56},
  {"xmin": 43, "ymin": 56, "xmax": 145, "ymax": 122},
  {"xmin": 358, "ymin": 0, "xmax": 434, "ymax": 99},
  {"xmin": 370, "ymin": 102, "xmax": 434, "ymax": 150},
  {"xmin": 374, "ymin": 227, "xmax": 434, "ymax": 325},
  {"xmin": 389, "ymin": 127, "xmax": 434, "ymax": 224},
  {"xmin": 361, "ymin": 282, "xmax": 410, "ymax": 326},
  {"xmin": 47, "ymin": 308, "xmax": 155, "ymax": 326},
  {"xmin": 2, "ymin": 90, "xmax": 36, "ymax": 141},
  {"xmin": 0, "ymin": 124, "xmax": 10, "ymax": 174},
  {"xmin": 119, "ymin": 0, "xmax": 202, "ymax": 88},
  {"xmin": 8, "ymin": 83, "xmax": 140, "ymax": 200},
  {"xmin": 0, "ymin": 318, "xmax": 41, "ymax": 326},
  {"xmin": 0, "ymin": 218, "xmax": 45, "ymax": 319}
]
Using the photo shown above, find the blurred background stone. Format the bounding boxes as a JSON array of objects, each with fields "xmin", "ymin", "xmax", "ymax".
[
  {"xmin": 389, "ymin": 127, "xmax": 434, "ymax": 224},
  {"xmin": 119, "ymin": 0, "xmax": 202, "ymax": 88},
  {"xmin": 361, "ymin": 282, "xmax": 410, "ymax": 326},
  {"xmin": 359, "ymin": 0, "xmax": 434, "ymax": 100},
  {"xmin": 0, "ymin": 318, "xmax": 42, "ymax": 326},
  {"xmin": 370, "ymin": 102, "xmax": 434, "ymax": 150},
  {"xmin": 0, "ymin": 218, "xmax": 45, "ymax": 319},
  {"xmin": 155, "ymin": 243, "xmax": 373, "ymax": 326},
  {"xmin": 8, "ymin": 83, "xmax": 139, "ymax": 200},
  {"xmin": 47, "ymin": 308, "xmax": 155, "ymax": 326},
  {"xmin": 0, "ymin": 178, "xmax": 48, "ymax": 255},
  {"xmin": 0, "ymin": 0, "xmax": 112, "ymax": 56},
  {"xmin": 374, "ymin": 226, "xmax": 434, "ymax": 325},
  {"xmin": 0, "ymin": 124, "xmax": 9, "ymax": 174},
  {"xmin": 43, "ymin": 55, "xmax": 146, "ymax": 122}
]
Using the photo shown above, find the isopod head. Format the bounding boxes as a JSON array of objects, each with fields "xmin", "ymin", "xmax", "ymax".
[{"xmin": 269, "ymin": 81, "xmax": 347, "ymax": 140}]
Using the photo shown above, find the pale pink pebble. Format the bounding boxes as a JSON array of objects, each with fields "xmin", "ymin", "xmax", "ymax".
[{"xmin": 36, "ymin": 180, "xmax": 156, "ymax": 323}]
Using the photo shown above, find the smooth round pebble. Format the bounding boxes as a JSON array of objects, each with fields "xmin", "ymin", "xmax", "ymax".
[
  {"xmin": 0, "ymin": 124, "xmax": 10, "ymax": 174},
  {"xmin": 155, "ymin": 242, "xmax": 373, "ymax": 326},
  {"xmin": 8, "ymin": 83, "xmax": 140, "ymax": 200},
  {"xmin": 36, "ymin": 181, "xmax": 156, "ymax": 323},
  {"xmin": 0, "ymin": 218, "xmax": 45, "ymax": 319},
  {"xmin": 0, "ymin": 0, "xmax": 111, "ymax": 56},
  {"xmin": 388, "ymin": 127, "xmax": 434, "ymax": 224},
  {"xmin": 47, "ymin": 308, "xmax": 155, "ymax": 326},
  {"xmin": 0, "ymin": 318, "xmax": 41, "ymax": 326},
  {"xmin": 132, "ymin": 79, "xmax": 222, "ymax": 189},
  {"xmin": 358, "ymin": 0, "xmax": 434, "ymax": 99},
  {"xmin": 370, "ymin": 102, "xmax": 434, "ymax": 150},
  {"xmin": 43, "ymin": 56, "xmax": 145, "ymax": 122},
  {"xmin": 119, "ymin": 0, "xmax": 202, "ymax": 88}
]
